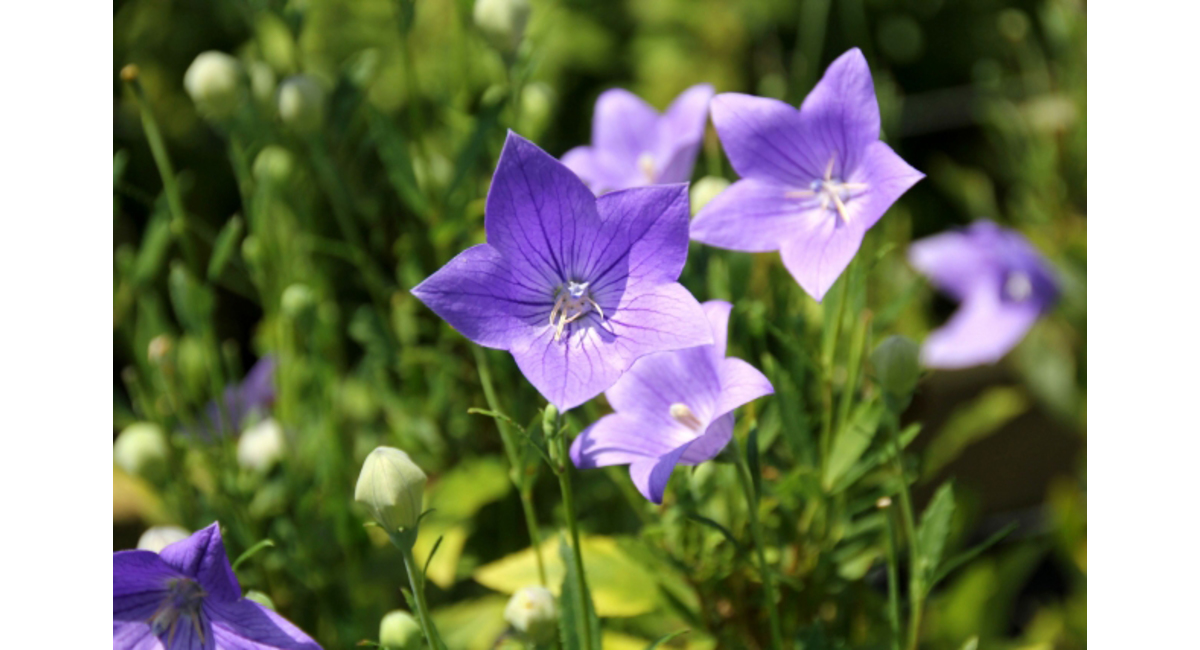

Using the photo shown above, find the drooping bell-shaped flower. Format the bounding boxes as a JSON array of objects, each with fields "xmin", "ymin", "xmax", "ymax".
[
  {"xmin": 113, "ymin": 523, "xmax": 321, "ymax": 649},
  {"xmin": 691, "ymin": 48, "xmax": 924, "ymax": 301},
  {"xmin": 562, "ymin": 85, "xmax": 714, "ymax": 195},
  {"xmin": 412, "ymin": 132, "xmax": 712, "ymax": 411},
  {"xmin": 908, "ymin": 220, "xmax": 1058, "ymax": 368},
  {"xmin": 570, "ymin": 301, "xmax": 773, "ymax": 503}
]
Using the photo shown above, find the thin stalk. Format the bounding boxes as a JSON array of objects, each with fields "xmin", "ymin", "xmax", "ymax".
[
  {"xmin": 550, "ymin": 411, "xmax": 594, "ymax": 650},
  {"xmin": 819, "ymin": 274, "xmax": 852, "ymax": 464},
  {"xmin": 473, "ymin": 348, "xmax": 547, "ymax": 585},
  {"xmin": 887, "ymin": 416, "xmax": 922, "ymax": 650},
  {"xmin": 399, "ymin": 542, "xmax": 443, "ymax": 649},
  {"xmin": 731, "ymin": 433, "xmax": 785, "ymax": 650},
  {"xmin": 883, "ymin": 501, "xmax": 903, "ymax": 650},
  {"xmin": 834, "ymin": 311, "xmax": 871, "ymax": 436}
]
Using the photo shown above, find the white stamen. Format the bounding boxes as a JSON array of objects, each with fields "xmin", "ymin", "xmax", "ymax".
[
  {"xmin": 669, "ymin": 403, "xmax": 704, "ymax": 432},
  {"xmin": 1005, "ymin": 272, "xmax": 1033, "ymax": 302},
  {"xmin": 787, "ymin": 153, "xmax": 868, "ymax": 224},
  {"xmin": 549, "ymin": 281, "xmax": 604, "ymax": 342}
]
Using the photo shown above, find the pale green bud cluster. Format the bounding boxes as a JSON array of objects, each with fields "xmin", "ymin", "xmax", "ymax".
[
  {"xmin": 355, "ymin": 447, "xmax": 427, "ymax": 533},
  {"xmin": 114, "ymin": 422, "xmax": 169, "ymax": 481},
  {"xmin": 504, "ymin": 586, "xmax": 557, "ymax": 643}
]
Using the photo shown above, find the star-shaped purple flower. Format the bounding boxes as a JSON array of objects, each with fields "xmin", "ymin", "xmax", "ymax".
[
  {"xmin": 691, "ymin": 48, "xmax": 924, "ymax": 301},
  {"xmin": 569, "ymin": 301, "xmax": 773, "ymax": 504},
  {"xmin": 561, "ymin": 84, "xmax": 714, "ymax": 194},
  {"xmin": 412, "ymin": 132, "xmax": 712, "ymax": 412},
  {"xmin": 114, "ymin": 522, "xmax": 321, "ymax": 650},
  {"xmin": 908, "ymin": 220, "xmax": 1058, "ymax": 369}
]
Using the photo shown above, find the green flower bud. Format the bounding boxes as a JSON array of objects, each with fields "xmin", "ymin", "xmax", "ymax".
[
  {"xmin": 280, "ymin": 283, "xmax": 316, "ymax": 318},
  {"xmin": 114, "ymin": 422, "xmax": 168, "ymax": 481},
  {"xmin": 237, "ymin": 418, "xmax": 285, "ymax": 472},
  {"xmin": 248, "ymin": 61, "xmax": 277, "ymax": 106},
  {"xmin": 872, "ymin": 335, "xmax": 920, "ymax": 400},
  {"xmin": 690, "ymin": 176, "xmax": 730, "ymax": 216},
  {"xmin": 244, "ymin": 590, "xmax": 276, "ymax": 611},
  {"xmin": 137, "ymin": 525, "xmax": 190, "ymax": 553},
  {"xmin": 473, "ymin": 0, "xmax": 530, "ymax": 52},
  {"xmin": 183, "ymin": 51, "xmax": 243, "ymax": 119},
  {"xmin": 277, "ymin": 75, "xmax": 326, "ymax": 133},
  {"xmin": 252, "ymin": 145, "xmax": 294, "ymax": 185},
  {"xmin": 504, "ymin": 586, "xmax": 557, "ymax": 643},
  {"xmin": 379, "ymin": 610, "xmax": 422, "ymax": 650},
  {"xmin": 355, "ymin": 447, "xmax": 427, "ymax": 533}
]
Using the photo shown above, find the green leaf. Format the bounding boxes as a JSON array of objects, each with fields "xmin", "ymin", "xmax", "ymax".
[
  {"xmin": 431, "ymin": 596, "xmax": 508, "ymax": 650},
  {"xmin": 916, "ymin": 483, "xmax": 956, "ymax": 590},
  {"xmin": 231, "ymin": 539, "xmax": 275, "ymax": 572},
  {"xmin": 368, "ymin": 107, "xmax": 430, "ymax": 218},
  {"xmin": 132, "ymin": 208, "xmax": 173, "ymax": 288},
  {"xmin": 823, "ymin": 401, "xmax": 884, "ymax": 490},
  {"xmin": 557, "ymin": 538, "xmax": 601, "ymax": 650},
  {"xmin": 831, "ymin": 422, "xmax": 920, "ymax": 493},
  {"xmin": 644, "ymin": 629, "xmax": 689, "ymax": 649},
  {"xmin": 959, "ymin": 636, "xmax": 979, "ymax": 650},
  {"xmin": 684, "ymin": 512, "xmax": 742, "ymax": 552},
  {"xmin": 931, "ymin": 521, "xmax": 1018, "ymax": 589},
  {"xmin": 206, "ymin": 215, "xmax": 243, "ymax": 282},
  {"xmin": 923, "ymin": 387, "xmax": 1029, "ymax": 477}
]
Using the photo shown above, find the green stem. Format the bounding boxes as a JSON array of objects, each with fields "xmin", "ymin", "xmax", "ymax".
[
  {"xmin": 473, "ymin": 348, "xmax": 547, "ymax": 586},
  {"xmin": 883, "ymin": 500, "xmax": 903, "ymax": 650},
  {"xmin": 887, "ymin": 416, "xmax": 922, "ymax": 650},
  {"xmin": 550, "ymin": 411, "xmax": 594, "ymax": 650},
  {"xmin": 819, "ymin": 274, "xmax": 852, "ymax": 464},
  {"xmin": 400, "ymin": 542, "xmax": 443, "ymax": 649},
  {"xmin": 731, "ymin": 433, "xmax": 785, "ymax": 650},
  {"xmin": 834, "ymin": 311, "xmax": 871, "ymax": 438}
]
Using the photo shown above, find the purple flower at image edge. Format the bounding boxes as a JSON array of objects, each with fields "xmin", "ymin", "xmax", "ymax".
[
  {"xmin": 570, "ymin": 301, "xmax": 773, "ymax": 504},
  {"xmin": 194, "ymin": 356, "xmax": 276, "ymax": 439},
  {"xmin": 113, "ymin": 522, "xmax": 321, "ymax": 650},
  {"xmin": 562, "ymin": 84, "xmax": 714, "ymax": 195},
  {"xmin": 908, "ymin": 220, "xmax": 1059, "ymax": 369},
  {"xmin": 412, "ymin": 132, "xmax": 713, "ymax": 412},
  {"xmin": 691, "ymin": 48, "xmax": 924, "ymax": 301}
]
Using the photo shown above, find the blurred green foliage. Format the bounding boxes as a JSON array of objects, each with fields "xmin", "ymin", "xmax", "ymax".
[{"xmin": 114, "ymin": 0, "xmax": 1085, "ymax": 648}]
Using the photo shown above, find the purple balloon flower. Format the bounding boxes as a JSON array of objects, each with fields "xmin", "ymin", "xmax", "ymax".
[
  {"xmin": 569, "ymin": 301, "xmax": 773, "ymax": 504},
  {"xmin": 412, "ymin": 133, "xmax": 712, "ymax": 412},
  {"xmin": 691, "ymin": 49, "xmax": 924, "ymax": 301},
  {"xmin": 113, "ymin": 522, "xmax": 321, "ymax": 650},
  {"xmin": 908, "ymin": 220, "xmax": 1058, "ymax": 369},
  {"xmin": 561, "ymin": 84, "xmax": 714, "ymax": 194},
  {"xmin": 193, "ymin": 356, "xmax": 277, "ymax": 439}
]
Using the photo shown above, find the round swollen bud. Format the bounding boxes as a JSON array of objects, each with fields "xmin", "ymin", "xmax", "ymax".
[
  {"xmin": 473, "ymin": 0, "xmax": 530, "ymax": 52},
  {"xmin": 183, "ymin": 51, "xmax": 243, "ymax": 119},
  {"xmin": 237, "ymin": 418, "xmax": 286, "ymax": 472},
  {"xmin": 378, "ymin": 610, "xmax": 422, "ymax": 650},
  {"xmin": 137, "ymin": 525, "xmax": 190, "ymax": 553},
  {"xmin": 252, "ymin": 145, "xmax": 294, "ymax": 185},
  {"xmin": 504, "ymin": 586, "xmax": 557, "ymax": 643},
  {"xmin": 248, "ymin": 61, "xmax": 277, "ymax": 106},
  {"xmin": 872, "ymin": 335, "xmax": 920, "ymax": 401},
  {"xmin": 355, "ymin": 447, "xmax": 427, "ymax": 533},
  {"xmin": 280, "ymin": 283, "xmax": 316, "ymax": 318},
  {"xmin": 277, "ymin": 75, "xmax": 326, "ymax": 133},
  {"xmin": 690, "ymin": 176, "xmax": 730, "ymax": 216},
  {"xmin": 114, "ymin": 422, "xmax": 169, "ymax": 481}
]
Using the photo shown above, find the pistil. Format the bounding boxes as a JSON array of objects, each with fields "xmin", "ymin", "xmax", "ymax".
[{"xmin": 669, "ymin": 403, "xmax": 704, "ymax": 432}]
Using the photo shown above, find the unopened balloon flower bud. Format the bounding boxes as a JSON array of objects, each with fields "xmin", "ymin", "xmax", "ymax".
[
  {"xmin": 277, "ymin": 75, "xmax": 326, "ymax": 133},
  {"xmin": 872, "ymin": 335, "xmax": 920, "ymax": 399},
  {"xmin": 280, "ymin": 283, "xmax": 316, "ymax": 318},
  {"xmin": 473, "ymin": 0, "xmax": 530, "ymax": 52},
  {"xmin": 355, "ymin": 447, "xmax": 427, "ymax": 533},
  {"xmin": 379, "ymin": 610, "xmax": 422, "ymax": 650},
  {"xmin": 237, "ymin": 418, "xmax": 286, "ymax": 472},
  {"xmin": 183, "ymin": 51, "xmax": 243, "ymax": 119},
  {"xmin": 137, "ymin": 525, "xmax": 190, "ymax": 553},
  {"xmin": 690, "ymin": 176, "xmax": 731, "ymax": 216},
  {"xmin": 114, "ymin": 422, "xmax": 169, "ymax": 481},
  {"xmin": 253, "ymin": 145, "xmax": 294, "ymax": 185},
  {"xmin": 504, "ymin": 586, "xmax": 557, "ymax": 643}
]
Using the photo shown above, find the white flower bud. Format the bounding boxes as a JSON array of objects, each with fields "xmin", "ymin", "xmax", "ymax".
[
  {"xmin": 690, "ymin": 176, "xmax": 731, "ymax": 216},
  {"xmin": 379, "ymin": 610, "xmax": 422, "ymax": 650},
  {"xmin": 473, "ymin": 0, "xmax": 530, "ymax": 52},
  {"xmin": 355, "ymin": 447, "xmax": 427, "ymax": 533},
  {"xmin": 277, "ymin": 75, "xmax": 326, "ymax": 133},
  {"xmin": 183, "ymin": 51, "xmax": 243, "ymax": 119},
  {"xmin": 114, "ymin": 422, "xmax": 169, "ymax": 481},
  {"xmin": 504, "ymin": 586, "xmax": 557, "ymax": 642},
  {"xmin": 237, "ymin": 418, "xmax": 286, "ymax": 472},
  {"xmin": 137, "ymin": 525, "xmax": 190, "ymax": 553}
]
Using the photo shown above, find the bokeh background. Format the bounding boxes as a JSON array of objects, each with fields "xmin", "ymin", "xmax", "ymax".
[{"xmin": 113, "ymin": 0, "xmax": 1086, "ymax": 648}]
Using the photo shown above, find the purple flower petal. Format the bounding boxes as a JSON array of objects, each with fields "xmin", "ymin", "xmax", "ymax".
[
  {"xmin": 593, "ymin": 89, "xmax": 660, "ymax": 165},
  {"xmin": 920, "ymin": 292, "xmax": 1042, "ymax": 369},
  {"xmin": 114, "ymin": 550, "xmax": 179, "ymax": 599},
  {"xmin": 207, "ymin": 599, "xmax": 322, "ymax": 650},
  {"xmin": 716, "ymin": 358, "xmax": 775, "ymax": 417},
  {"xmin": 654, "ymin": 84, "xmax": 715, "ymax": 184},
  {"xmin": 852, "ymin": 141, "xmax": 925, "ymax": 231},
  {"xmin": 112, "ymin": 622, "xmax": 161, "ymax": 650},
  {"xmin": 779, "ymin": 216, "xmax": 865, "ymax": 301},
  {"xmin": 709, "ymin": 93, "xmax": 812, "ymax": 184},
  {"xmin": 797, "ymin": 48, "xmax": 880, "ymax": 173},
  {"xmin": 159, "ymin": 522, "xmax": 241, "ymax": 602},
  {"xmin": 690, "ymin": 178, "xmax": 805, "ymax": 253},
  {"xmin": 629, "ymin": 440, "xmax": 693, "ymax": 504},
  {"xmin": 570, "ymin": 412, "xmax": 693, "ymax": 469},
  {"xmin": 677, "ymin": 412, "xmax": 734, "ymax": 464}
]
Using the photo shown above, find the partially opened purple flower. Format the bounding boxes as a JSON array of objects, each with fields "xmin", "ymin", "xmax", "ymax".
[
  {"xmin": 908, "ymin": 220, "xmax": 1058, "ymax": 368},
  {"xmin": 691, "ymin": 49, "xmax": 924, "ymax": 301},
  {"xmin": 562, "ymin": 84, "xmax": 714, "ymax": 194},
  {"xmin": 569, "ymin": 301, "xmax": 773, "ymax": 503},
  {"xmin": 193, "ymin": 355, "xmax": 277, "ymax": 438},
  {"xmin": 412, "ymin": 132, "xmax": 712, "ymax": 412},
  {"xmin": 113, "ymin": 522, "xmax": 321, "ymax": 650}
]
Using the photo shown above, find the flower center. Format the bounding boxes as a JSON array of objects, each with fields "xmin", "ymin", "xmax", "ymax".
[
  {"xmin": 785, "ymin": 155, "xmax": 867, "ymax": 223},
  {"xmin": 549, "ymin": 281, "xmax": 605, "ymax": 342},
  {"xmin": 637, "ymin": 153, "xmax": 656, "ymax": 183},
  {"xmin": 1005, "ymin": 271, "xmax": 1032, "ymax": 302},
  {"xmin": 669, "ymin": 403, "xmax": 704, "ymax": 432},
  {"xmin": 149, "ymin": 577, "xmax": 207, "ymax": 645}
]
